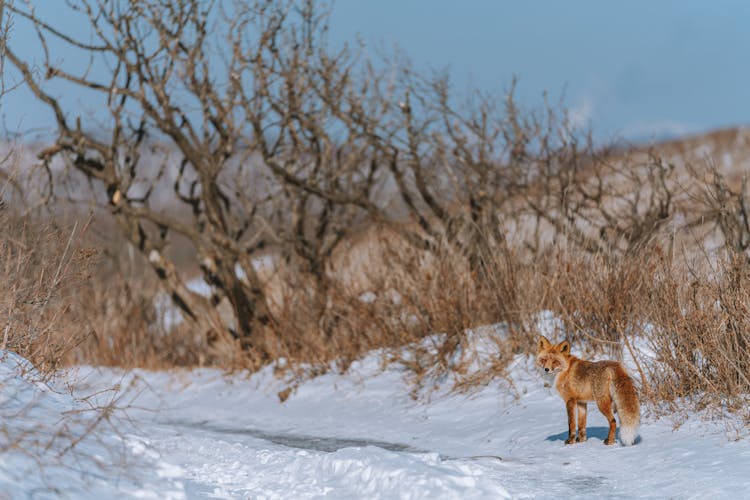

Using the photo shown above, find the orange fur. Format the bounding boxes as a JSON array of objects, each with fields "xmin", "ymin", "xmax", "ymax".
[{"xmin": 536, "ymin": 336, "xmax": 640, "ymax": 446}]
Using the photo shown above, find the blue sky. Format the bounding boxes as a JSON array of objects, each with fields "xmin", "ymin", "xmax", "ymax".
[
  {"xmin": 3, "ymin": 1, "xmax": 749, "ymax": 142},
  {"xmin": 329, "ymin": 1, "xmax": 750, "ymax": 142}
]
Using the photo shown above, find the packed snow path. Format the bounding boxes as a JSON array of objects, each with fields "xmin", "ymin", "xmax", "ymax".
[
  {"xmin": 3, "ymin": 347, "xmax": 750, "ymax": 498},
  {"xmin": 68, "ymin": 356, "xmax": 750, "ymax": 499}
]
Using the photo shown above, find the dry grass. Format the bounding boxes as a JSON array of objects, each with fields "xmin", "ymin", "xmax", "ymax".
[
  {"xmin": 638, "ymin": 251, "xmax": 750, "ymax": 412},
  {"xmin": 228, "ymin": 229, "xmax": 540, "ymax": 394},
  {"xmin": 66, "ymin": 264, "xmax": 208, "ymax": 369},
  {"xmin": 0, "ymin": 209, "xmax": 96, "ymax": 375},
  {"xmin": 0, "ymin": 206, "xmax": 150, "ymax": 489},
  {"xmin": 4, "ymin": 135, "xmax": 750, "ymax": 424},
  {"xmin": 524, "ymin": 243, "xmax": 750, "ymax": 416},
  {"xmin": 12, "ymin": 202, "xmax": 747, "ymax": 419},
  {"xmin": 245, "ymin": 225, "xmax": 750, "ymax": 414},
  {"xmin": 0, "ymin": 204, "xmax": 208, "ymax": 371}
]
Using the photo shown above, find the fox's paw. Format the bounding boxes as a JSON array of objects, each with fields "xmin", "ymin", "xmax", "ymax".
[
  {"xmin": 603, "ymin": 438, "xmax": 616, "ymax": 445},
  {"xmin": 564, "ymin": 436, "xmax": 576, "ymax": 445},
  {"xmin": 576, "ymin": 434, "xmax": 587, "ymax": 443}
]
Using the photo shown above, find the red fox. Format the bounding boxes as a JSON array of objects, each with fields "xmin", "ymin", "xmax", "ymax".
[{"xmin": 536, "ymin": 336, "xmax": 640, "ymax": 446}]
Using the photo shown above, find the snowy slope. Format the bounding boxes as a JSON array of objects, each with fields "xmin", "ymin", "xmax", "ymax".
[
  {"xmin": 67, "ymin": 351, "xmax": 750, "ymax": 499},
  {"xmin": 3, "ymin": 323, "xmax": 750, "ymax": 498},
  {"xmin": 0, "ymin": 350, "xmax": 185, "ymax": 499}
]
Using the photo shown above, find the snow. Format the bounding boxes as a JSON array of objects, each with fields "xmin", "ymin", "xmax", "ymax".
[
  {"xmin": 2, "ymin": 319, "xmax": 750, "ymax": 498},
  {"xmin": 0, "ymin": 351, "xmax": 187, "ymax": 498}
]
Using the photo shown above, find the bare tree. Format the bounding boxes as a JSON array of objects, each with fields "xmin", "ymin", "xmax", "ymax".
[
  {"xmin": 6, "ymin": 1, "xmax": 271, "ymax": 354},
  {"xmin": 5, "ymin": 0, "xmax": 399, "ymax": 357},
  {"xmin": 10, "ymin": 0, "xmax": 673, "ymax": 365}
]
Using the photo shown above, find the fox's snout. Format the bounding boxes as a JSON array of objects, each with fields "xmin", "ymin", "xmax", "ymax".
[{"xmin": 536, "ymin": 355, "xmax": 559, "ymax": 374}]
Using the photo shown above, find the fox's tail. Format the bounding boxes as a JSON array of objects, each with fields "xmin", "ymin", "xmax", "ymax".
[{"xmin": 611, "ymin": 365, "xmax": 640, "ymax": 445}]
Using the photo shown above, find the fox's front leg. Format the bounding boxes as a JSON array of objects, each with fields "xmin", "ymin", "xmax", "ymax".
[
  {"xmin": 565, "ymin": 399, "xmax": 577, "ymax": 444},
  {"xmin": 576, "ymin": 402, "xmax": 587, "ymax": 442}
]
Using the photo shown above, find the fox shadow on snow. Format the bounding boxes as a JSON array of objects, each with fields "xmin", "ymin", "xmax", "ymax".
[{"xmin": 546, "ymin": 427, "xmax": 642, "ymax": 445}]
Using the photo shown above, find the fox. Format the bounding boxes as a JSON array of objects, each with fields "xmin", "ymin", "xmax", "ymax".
[{"xmin": 536, "ymin": 336, "xmax": 640, "ymax": 446}]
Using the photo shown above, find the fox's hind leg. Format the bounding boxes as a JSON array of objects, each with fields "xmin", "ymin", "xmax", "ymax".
[
  {"xmin": 576, "ymin": 402, "xmax": 587, "ymax": 442},
  {"xmin": 595, "ymin": 397, "xmax": 617, "ymax": 445}
]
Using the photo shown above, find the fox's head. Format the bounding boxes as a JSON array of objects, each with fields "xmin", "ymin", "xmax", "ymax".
[{"xmin": 536, "ymin": 336, "xmax": 571, "ymax": 374}]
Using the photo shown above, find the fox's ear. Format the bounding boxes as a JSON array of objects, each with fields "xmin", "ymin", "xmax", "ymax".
[
  {"xmin": 558, "ymin": 340, "xmax": 570, "ymax": 353},
  {"xmin": 538, "ymin": 336, "xmax": 551, "ymax": 351}
]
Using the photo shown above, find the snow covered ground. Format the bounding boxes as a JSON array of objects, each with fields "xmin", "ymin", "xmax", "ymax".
[{"xmin": 2, "ymin": 330, "xmax": 750, "ymax": 498}]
